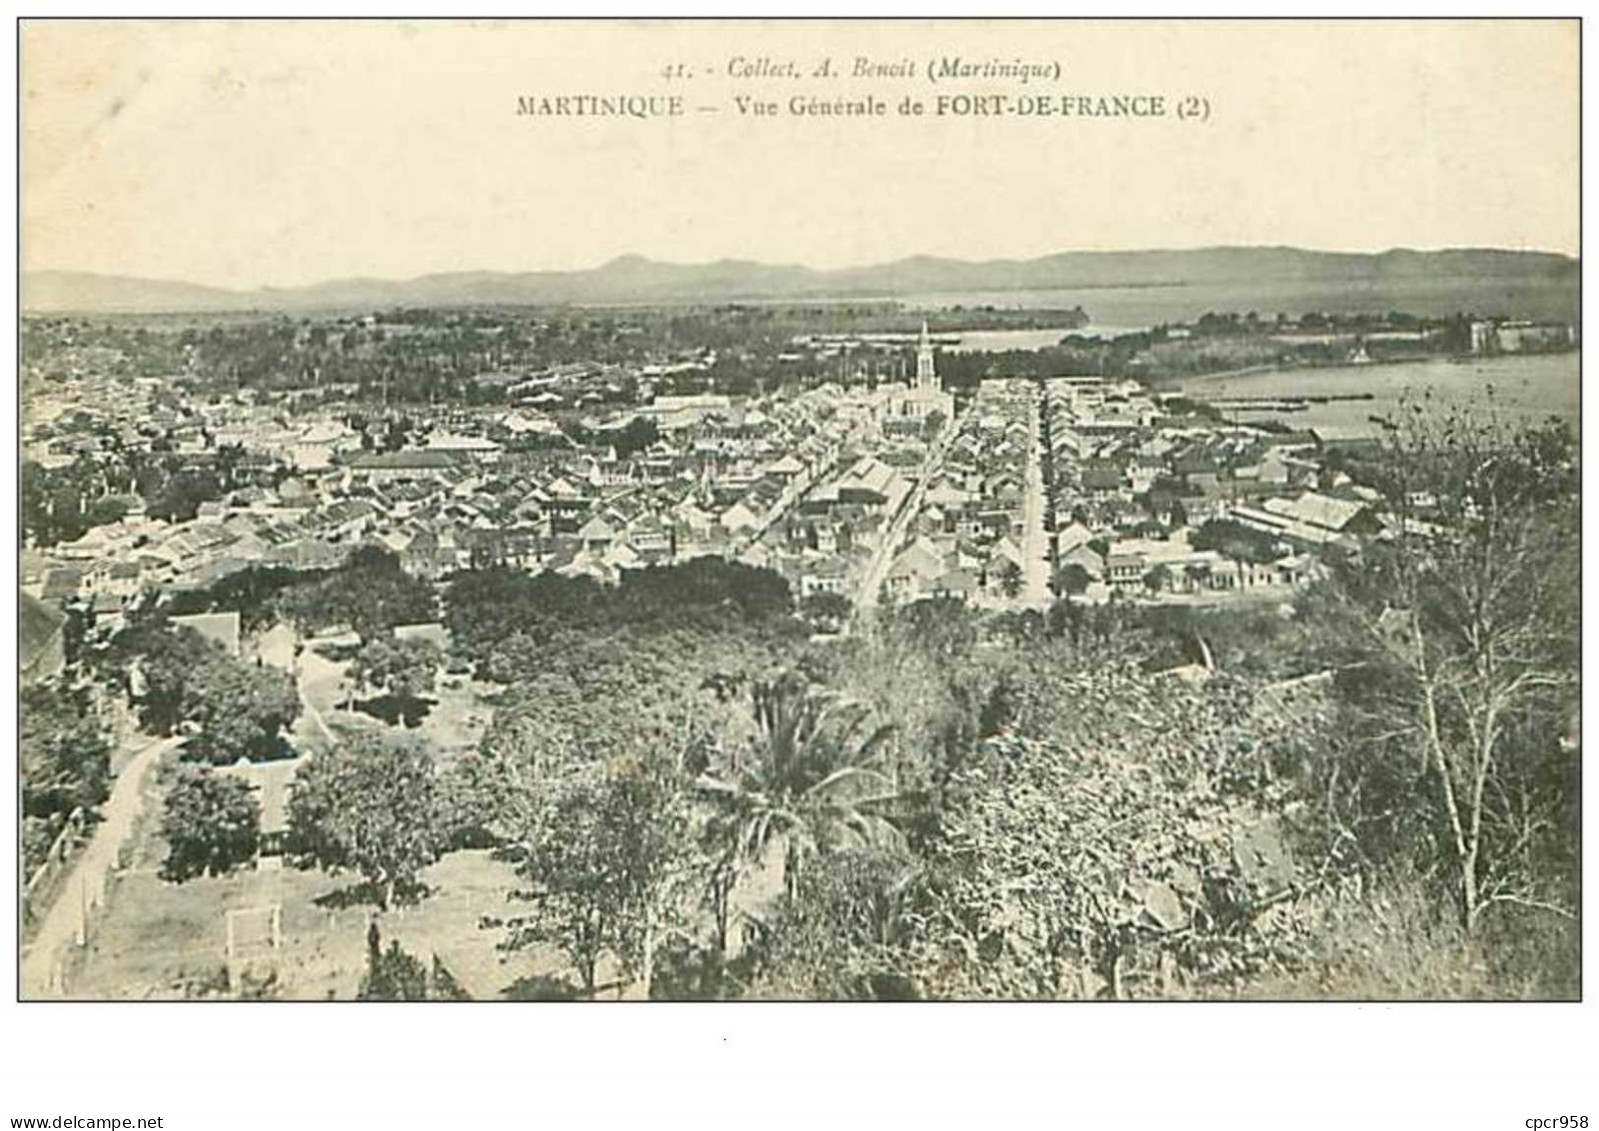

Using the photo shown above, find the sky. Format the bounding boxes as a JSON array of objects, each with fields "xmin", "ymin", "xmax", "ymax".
[{"xmin": 20, "ymin": 19, "xmax": 1580, "ymax": 290}]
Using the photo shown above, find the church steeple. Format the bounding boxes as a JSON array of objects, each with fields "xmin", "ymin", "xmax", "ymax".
[{"xmin": 916, "ymin": 320, "xmax": 935, "ymax": 391}]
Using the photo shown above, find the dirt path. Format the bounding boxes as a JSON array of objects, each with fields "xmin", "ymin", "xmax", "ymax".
[
  {"xmin": 20, "ymin": 734, "xmax": 186, "ymax": 998},
  {"xmin": 293, "ymin": 647, "xmax": 343, "ymax": 748}
]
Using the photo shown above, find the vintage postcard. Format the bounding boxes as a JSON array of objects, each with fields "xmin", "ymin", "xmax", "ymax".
[{"xmin": 17, "ymin": 18, "xmax": 1579, "ymax": 1010}]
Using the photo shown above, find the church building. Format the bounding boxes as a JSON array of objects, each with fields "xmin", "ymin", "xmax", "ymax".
[{"xmin": 883, "ymin": 321, "xmax": 956, "ymax": 436}]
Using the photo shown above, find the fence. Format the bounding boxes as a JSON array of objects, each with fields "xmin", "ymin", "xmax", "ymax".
[{"xmin": 21, "ymin": 807, "xmax": 90, "ymax": 933}]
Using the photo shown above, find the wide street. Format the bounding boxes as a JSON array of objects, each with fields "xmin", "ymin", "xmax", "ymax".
[{"xmin": 1020, "ymin": 386, "xmax": 1052, "ymax": 607}]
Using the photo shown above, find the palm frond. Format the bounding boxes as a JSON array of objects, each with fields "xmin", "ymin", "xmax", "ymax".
[
  {"xmin": 805, "ymin": 764, "xmax": 894, "ymax": 802},
  {"xmin": 852, "ymin": 723, "xmax": 899, "ymax": 767}
]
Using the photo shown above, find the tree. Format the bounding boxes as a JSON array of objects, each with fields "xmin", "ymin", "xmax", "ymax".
[
  {"xmin": 997, "ymin": 560, "xmax": 1024, "ymax": 600},
  {"xmin": 357, "ymin": 921, "xmax": 467, "ymax": 1000},
  {"xmin": 443, "ymin": 568, "xmax": 603, "ymax": 668},
  {"xmin": 147, "ymin": 467, "xmax": 224, "ymax": 523},
  {"xmin": 115, "ymin": 621, "xmax": 218, "ymax": 735},
  {"xmin": 185, "ymin": 655, "xmax": 301, "ymax": 765},
  {"xmin": 159, "ymin": 765, "xmax": 260, "ymax": 882},
  {"xmin": 111, "ymin": 622, "xmax": 300, "ymax": 761},
  {"xmin": 799, "ymin": 591, "xmax": 852, "ymax": 633},
  {"xmin": 503, "ymin": 765, "xmax": 616, "ymax": 996},
  {"xmin": 1192, "ymin": 518, "xmax": 1279, "ymax": 564},
  {"xmin": 603, "ymin": 756, "xmax": 696, "ymax": 996},
  {"xmin": 285, "ymin": 734, "xmax": 450, "ymax": 909},
  {"xmin": 348, "ymin": 636, "xmax": 440, "ymax": 710},
  {"xmin": 279, "ymin": 550, "xmax": 437, "ymax": 641},
  {"xmin": 1329, "ymin": 410, "xmax": 1578, "ymax": 931},
  {"xmin": 695, "ymin": 673, "xmax": 901, "ymax": 903},
  {"xmin": 84, "ymin": 496, "xmax": 129, "ymax": 529},
  {"xmin": 1045, "ymin": 597, "xmax": 1085, "ymax": 646},
  {"xmin": 610, "ymin": 415, "xmax": 660, "ymax": 459},
  {"xmin": 1142, "ymin": 564, "xmax": 1171, "ymax": 594},
  {"xmin": 164, "ymin": 565, "xmax": 310, "ymax": 634},
  {"xmin": 21, "ymin": 460, "xmax": 66, "ymax": 547},
  {"xmin": 505, "ymin": 755, "xmax": 694, "ymax": 997},
  {"xmin": 1055, "ymin": 563, "xmax": 1092, "ymax": 598},
  {"xmin": 618, "ymin": 558, "xmax": 793, "ymax": 623},
  {"xmin": 21, "ymin": 683, "xmax": 111, "ymax": 820},
  {"xmin": 441, "ymin": 724, "xmax": 570, "ymax": 851},
  {"xmin": 887, "ymin": 597, "xmax": 978, "ymax": 663}
]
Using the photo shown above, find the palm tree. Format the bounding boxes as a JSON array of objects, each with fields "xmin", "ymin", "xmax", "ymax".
[{"xmin": 695, "ymin": 672, "xmax": 902, "ymax": 922}]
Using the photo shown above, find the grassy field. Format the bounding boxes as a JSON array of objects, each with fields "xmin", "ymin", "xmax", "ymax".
[
  {"xmin": 64, "ymin": 811, "xmax": 572, "ymax": 1001},
  {"xmin": 62, "ymin": 670, "xmax": 569, "ymax": 1000},
  {"xmin": 56, "ymin": 638, "xmax": 557, "ymax": 999}
]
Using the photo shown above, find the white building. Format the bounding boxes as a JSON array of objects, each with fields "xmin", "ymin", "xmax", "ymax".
[{"xmin": 883, "ymin": 322, "xmax": 955, "ymax": 433}]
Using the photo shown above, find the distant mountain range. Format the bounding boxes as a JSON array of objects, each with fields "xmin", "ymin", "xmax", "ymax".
[{"xmin": 21, "ymin": 246, "xmax": 1579, "ymax": 315}]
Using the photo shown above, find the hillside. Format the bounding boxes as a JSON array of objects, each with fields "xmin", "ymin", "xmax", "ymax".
[{"xmin": 22, "ymin": 246, "xmax": 1579, "ymax": 315}]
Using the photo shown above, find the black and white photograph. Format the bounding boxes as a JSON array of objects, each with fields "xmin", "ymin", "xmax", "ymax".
[
  {"xmin": 12, "ymin": 16, "xmax": 1582, "ymax": 1012},
  {"xmin": 8, "ymin": 12, "xmax": 1593, "ymax": 1128}
]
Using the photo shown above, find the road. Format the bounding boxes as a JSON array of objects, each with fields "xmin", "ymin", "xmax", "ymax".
[
  {"xmin": 1020, "ymin": 386, "xmax": 1053, "ymax": 607},
  {"xmin": 20, "ymin": 734, "xmax": 186, "ymax": 999},
  {"xmin": 856, "ymin": 410, "xmax": 968, "ymax": 611},
  {"xmin": 739, "ymin": 455, "xmax": 835, "ymax": 553}
]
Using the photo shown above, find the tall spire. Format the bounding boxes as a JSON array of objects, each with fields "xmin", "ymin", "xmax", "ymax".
[{"xmin": 916, "ymin": 320, "xmax": 935, "ymax": 391}]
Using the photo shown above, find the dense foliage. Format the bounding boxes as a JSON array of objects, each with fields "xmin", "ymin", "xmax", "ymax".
[
  {"xmin": 278, "ymin": 547, "xmax": 438, "ymax": 640},
  {"xmin": 349, "ymin": 636, "xmax": 441, "ymax": 706},
  {"xmin": 445, "ymin": 557, "xmax": 796, "ymax": 669},
  {"xmin": 1317, "ymin": 412, "xmax": 1579, "ymax": 932},
  {"xmin": 21, "ymin": 683, "xmax": 113, "ymax": 879},
  {"xmin": 158, "ymin": 765, "xmax": 261, "ymax": 882},
  {"xmin": 450, "ymin": 561, "xmax": 807, "ymax": 779},
  {"xmin": 285, "ymin": 733, "xmax": 451, "ymax": 909},
  {"xmin": 21, "ymin": 683, "xmax": 112, "ymax": 821},
  {"xmin": 103, "ymin": 621, "xmax": 300, "ymax": 764}
]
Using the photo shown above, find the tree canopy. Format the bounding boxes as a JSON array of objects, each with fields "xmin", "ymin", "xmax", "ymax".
[
  {"xmin": 285, "ymin": 733, "xmax": 451, "ymax": 909},
  {"xmin": 103, "ymin": 620, "xmax": 300, "ymax": 763},
  {"xmin": 278, "ymin": 547, "xmax": 437, "ymax": 641},
  {"xmin": 159, "ymin": 765, "xmax": 261, "ymax": 882},
  {"xmin": 349, "ymin": 636, "xmax": 441, "ymax": 706},
  {"xmin": 22, "ymin": 683, "xmax": 112, "ymax": 821},
  {"xmin": 504, "ymin": 754, "xmax": 695, "ymax": 997}
]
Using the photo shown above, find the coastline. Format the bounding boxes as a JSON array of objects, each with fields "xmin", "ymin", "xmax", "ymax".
[
  {"xmin": 1140, "ymin": 349, "xmax": 1581, "ymax": 392},
  {"xmin": 1143, "ymin": 350, "xmax": 1578, "ymax": 433}
]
